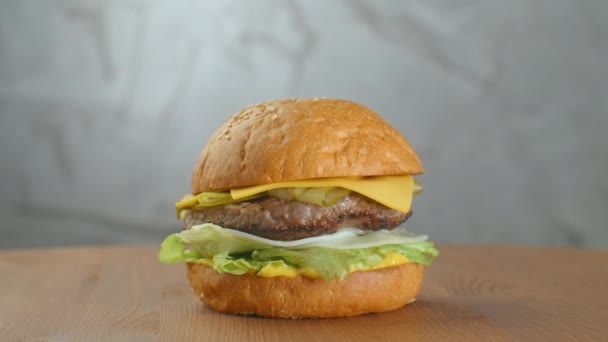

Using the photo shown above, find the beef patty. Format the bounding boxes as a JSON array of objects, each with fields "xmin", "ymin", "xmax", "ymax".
[{"xmin": 182, "ymin": 193, "xmax": 411, "ymax": 241}]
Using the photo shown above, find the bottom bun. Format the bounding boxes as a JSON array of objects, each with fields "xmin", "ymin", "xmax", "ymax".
[{"xmin": 186, "ymin": 263, "xmax": 425, "ymax": 318}]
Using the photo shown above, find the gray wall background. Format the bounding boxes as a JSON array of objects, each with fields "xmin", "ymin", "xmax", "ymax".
[{"xmin": 1, "ymin": 0, "xmax": 607, "ymax": 249}]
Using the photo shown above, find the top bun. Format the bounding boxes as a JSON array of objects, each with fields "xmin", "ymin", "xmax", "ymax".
[{"xmin": 192, "ymin": 98, "xmax": 423, "ymax": 193}]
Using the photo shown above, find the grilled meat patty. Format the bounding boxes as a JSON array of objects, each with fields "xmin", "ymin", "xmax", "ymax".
[{"xmin": 182, "ymin": 193, "xmax": 411, "ymax": 241}]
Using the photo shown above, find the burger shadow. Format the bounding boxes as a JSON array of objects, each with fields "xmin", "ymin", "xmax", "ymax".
[{"xmin": 195, "ymin": 298, "xmax": 450, "ymax": 340}]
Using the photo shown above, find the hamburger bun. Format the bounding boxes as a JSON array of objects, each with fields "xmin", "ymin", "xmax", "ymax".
[
  {"xmin": 192, "ymin": 98, "xmax": 423, "ymax": 193},
  {"xmin": 166, "ymin": 98, "xmax": 434, "ymax": 319},
  {"xmin": 187, "ymin": 262, "xmax": 425, "ymax": 318}
]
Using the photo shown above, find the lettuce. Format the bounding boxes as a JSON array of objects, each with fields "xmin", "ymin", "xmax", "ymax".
[
  {"xmin": 159, "ymin": 223, "xmax": 439, "ymax": 280},
  {"xmin": 159, "ymin": 234, "xmax": 202, "ymax": 263},
  {"xmin": 212, "ymin": 253, "xmax": 263, "ymax": 275},
  {"xmin": 378, "ymin": 242, "xmax": 439, "ymax": 266},
  {"xmin": 252, "ymin": 247, "xmax": 385, "ymax": 280}
]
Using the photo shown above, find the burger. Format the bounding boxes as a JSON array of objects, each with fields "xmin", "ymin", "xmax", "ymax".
[{"xmin": 159, "ymin": 98, "xmax": 438, "ymax": 318}]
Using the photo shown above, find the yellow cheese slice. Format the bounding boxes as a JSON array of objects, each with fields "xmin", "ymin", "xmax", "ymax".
[{"xmin": 231, "ymin": 175, "xmax": 414, "ymax": 213}]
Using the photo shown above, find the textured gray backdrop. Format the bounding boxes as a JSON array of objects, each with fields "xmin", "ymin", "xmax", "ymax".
[{"xmin": 1, "ymin": 0, "xmax": 607, "ymax": 249}]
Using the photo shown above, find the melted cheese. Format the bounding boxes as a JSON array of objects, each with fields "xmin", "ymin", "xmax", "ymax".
[
  {"xmin": 191, "ymin": 252, "xmax": 410, "ymax": 279},
  {"xmin": 256, "ymin": 252, "xmax": 410, "ymax": 279},
  {"xmin": 370, "ymin": 252, "xmax": 408, "ymax": 269},
  {"xmin": 176, "ymin": 175, "xmax": 416, "ymax": 218},
  {"xmin": 231, "ymin": 175, "xmax": 414, "ymax": 213}
]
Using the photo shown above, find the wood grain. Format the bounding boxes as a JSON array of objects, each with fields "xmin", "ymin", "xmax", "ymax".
[{"xmin": 0, "ymin": 245, "xmax": 606, "ymax": 341}]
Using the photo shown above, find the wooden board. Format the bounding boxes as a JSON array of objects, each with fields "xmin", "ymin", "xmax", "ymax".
[{"xmin": 0, "ymin": 245, "xmax": 606, "ymax": 341}]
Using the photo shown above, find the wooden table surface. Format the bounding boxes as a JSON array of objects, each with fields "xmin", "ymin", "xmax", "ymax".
[{"xmin": 0, "ymin": 245, "xmax": 606, "ymax": 341}]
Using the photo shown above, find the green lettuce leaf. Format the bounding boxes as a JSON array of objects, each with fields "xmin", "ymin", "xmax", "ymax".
[
  {"xmin": 378, "ymin": 242, "xmax": 440, "ymax": 266},
  {"xmin": 159, "ymin": 233, "xmax": 202, "ymax": 263},
  {"xmin": 159, "ymin": 223, "xmax": 439, "ymax": 280},
  {"xmin": 252, "ymin": 247, "xmax": 385, "ymax": 280},
  {"xmin": 212, "ymin": 253, "xmax": 264, "ymax": 275}
]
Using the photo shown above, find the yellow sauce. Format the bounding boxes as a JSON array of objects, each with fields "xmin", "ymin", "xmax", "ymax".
[{"xmin": 256, "ymin": 252, "xmax": 409, "ymax": 279}]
